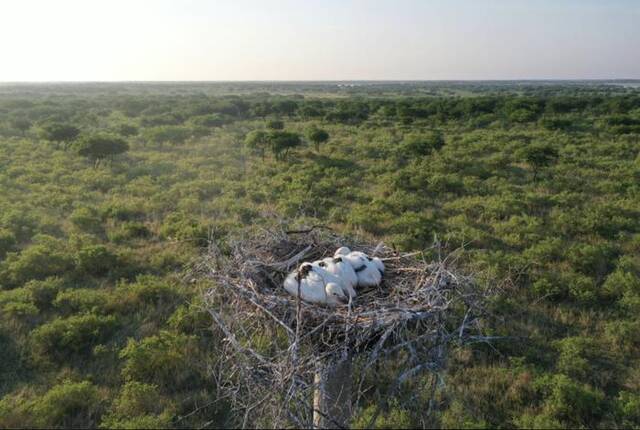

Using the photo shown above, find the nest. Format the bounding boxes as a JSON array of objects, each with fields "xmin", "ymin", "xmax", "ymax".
[{"xmin": 196, "ymin": 226, "xmax": 493, "ymax": 428}]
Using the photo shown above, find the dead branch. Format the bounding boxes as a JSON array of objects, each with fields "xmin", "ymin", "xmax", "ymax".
[{"xmin": 192, "ymin": 225, "xmax": 495, "ymax": 428}]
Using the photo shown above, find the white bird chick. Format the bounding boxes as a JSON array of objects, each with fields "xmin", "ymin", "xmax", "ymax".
[
  {"xmin": 370, "ymin": 256, "xmax": 385, "ymax": 274},
  {"xmin": 334, "ymin": 247, "xmax": 383, "ymax": 288},
  {"xmin": 318, "ymin": 257, "xmax": 358, "ymax": 299},
  {"xmin": 334, "ymin": 247, "xmax": 365, "ymax": 271},
  {"xmin": 283, "ymin": 263, "xmax": 348, "ymax": 306},
  {"xmin": 324, "ymin": 282, "xmax": 349, "ymax": 306}
]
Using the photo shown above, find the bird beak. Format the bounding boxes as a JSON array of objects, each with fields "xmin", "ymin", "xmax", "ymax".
[{"xmin": 338, "ymin": 295, "xmax": 349, "ymax": 304}]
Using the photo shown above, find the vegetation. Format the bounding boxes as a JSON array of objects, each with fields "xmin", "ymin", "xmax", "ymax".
[{"xmin": 0, "ymin": 81, "xmax": 639, "ymax": 428}]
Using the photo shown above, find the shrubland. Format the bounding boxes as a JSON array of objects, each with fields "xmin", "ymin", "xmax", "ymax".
[{"xmin": 0, "ymin": 81, "xmax": 639, "ymax": 427}]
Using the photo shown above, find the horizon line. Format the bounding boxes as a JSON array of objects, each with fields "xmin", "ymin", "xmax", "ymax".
[{"xmin": 1, "ymin": 78, "xmax": 640, "ymax": 85}]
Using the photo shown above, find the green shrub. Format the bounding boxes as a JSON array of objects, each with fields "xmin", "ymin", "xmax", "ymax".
[
  {"xmin": 74, "ymin": 133, "xmax": 129, "ymax": 160},
  {"xmin": 1, "ymin": 240, "xmax": 74, "ymax": 287},
  {"xmin": 143, "ymin": 126, "xmax": 191, "ymax": 145},
  {"xmin": 440, "ymin": 400, "xmax": 489, "ymax": 429},
  {"xmin": 0, "ymin": 228, "xmax": 16, "ymax": 258},
  {"xmin": 615, "ymin": 391, "xmax": 640, "ymax": 427},
  {"xmin": 0, "ymin": 380, "xmax": 105, "ymax": 428},
  {"xmin": 31, "ymin": 313, "xmax": 118, "ymax": 361},
  {"xmin": 534, "ymin": 374, "xmax": 605, "ymax": 427},
  {"xmin": 53, "ymin": 289, "xmax": 109, "ymax": 315},
  {"xmin": 353, "ymin": 402, "xmax": 416, "ymax": 429},
  {"xmin": 554, "ymin": 337, "xmax": 596, "ymax": 381},
  {"xmin": 115, "ymin": 123, "xmax": 139, "ymax": 137},
  {"xmin": 119, "ymin": 331, "xmax": 200, "ymax": 390},
  {"xmin": 69, "ymin": 207, "xmax": 103, "ymax": 233},
  {"xmin": 31, "ymin": 380, "xmax": 104, "ymax": 428},
  {"xmin": 75, "ymin": 245, "xmax": 117, "ymax": 276},
  {"xmin": 167, "ymin": 300, "xmax": 212, "ymax": 335},
  {"xmin": 399, "ymin": 131, "xmax": 444, "ymax": 157},
  {"xmin": 38, "ymin": 122, "xmax": 80, "ymax": 143},
  {"xmin": 159, "ymin": 213, "xmax": 209, "ymax": 247},
  {"xmin": 100, "ymin": 382, "xmax": 174, "ymax": 429},
  {"xmin": 113, "ymin": 275, "xmax": 180, "ymax": 313}
]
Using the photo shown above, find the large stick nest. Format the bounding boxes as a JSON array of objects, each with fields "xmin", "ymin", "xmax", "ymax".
[{"xmin": 195, "ymin": 226, "xmax": 494, "ymax": 428}]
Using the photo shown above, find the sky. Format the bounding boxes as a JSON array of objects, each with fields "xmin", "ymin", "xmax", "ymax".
[{"xmin": 0, "ymin": 0, "xmax": 639, "ymax": 81}]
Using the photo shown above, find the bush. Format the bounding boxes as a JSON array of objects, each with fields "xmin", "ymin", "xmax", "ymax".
[
  {"xmin": 143, "ymin": 126, "xmax": 191, "ymax": 145},
  {"xmin": 74, "ymin": 133, "xmax": 129, "ymax": 161},
  {"xmin": 554, "ymin": 337, "xmax": 596, "ymax": 381},
  {"xmin": 159, "ymin": 213, "xmax": 209, "ymax": 247},
  {"xmin": 75, "ymin": 245, "xmax": 117, "ymax": 276},
  {"xmin": 1, "ymin": 240, "xmax": 74, "ymax": 288},
  {"xmin": 399, "ymin": 131, "xmax": 444, "ymax": 157},
  {"xmin": 53, "ymin": 289, "xmax": 109, "ymax": 315},
  {"xmin": 24, "ymin": 277, "xmax": 64, "ymax": 311},
  {"xmin": 107, "ymin": 222, "xmax": 151, "ymax": 243},
  {"xmin": 69, "ymin": 207, "xmax": 103, "ymax": 233},
  {"xmin": 100, "ymin": 382, "xmax": 174, "ymax": 429},
  {"xmin": 266, "ymin": 119, "xmax": 284, "ymax": 130},
  {"xmin": 119, "ymin": 331, "xmax": 200, "ymax": 390},
  {"xmin": 30, "ymin": 313, "xmax": 118, "ymax": 361},
  {"xmin": 616, "ymin": 391, "xmax": 640, "ymax": 427},
  {"xmin": 115, "ymin": 123, "xmax": 139, "ymax": 137},
  {"xmin": 112, "ymin": 275, "xmax": 180, "ymax": 313},
  {"xmin": 38, "ymin": 122, "xmax": 80, "ymax": 143},
  {"xmin": 0, "ymin": 228, "xmax": 16, "ymax": 258},
  {"xmin": 602, "ymin": 269, "xmax": 640, "ymax": 301},
  {"xmin": 31, "ymin": 380, "xmax": 104, "ymax": 428},
  {"xmin": 534, "ymin": 374, "xmax": 605, "ymax": 427},
  {"xmin": 190, "ymin": 113, "xmax": 225, "ymax": 128},
  {"xmin": 352, "ymin": 402, "xmax": 416, "ymax": 429},
  {"xmin": 0, "ymin": 380, "xmax": 105, "ymax": 428}
]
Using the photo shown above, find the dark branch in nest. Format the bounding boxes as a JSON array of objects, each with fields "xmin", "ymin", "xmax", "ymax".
[{"xmin": 192, "ymin": 226, "xmax": 495, "ymax": 428}]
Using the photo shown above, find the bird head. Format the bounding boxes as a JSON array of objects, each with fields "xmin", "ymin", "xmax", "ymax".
[
  {"xmin": 298, "ymin": 263, "xmax": 312, "ymax": 279},
  {"xmin": 334, "ymin": 246, "xmax": 351, "ymax": 257}
]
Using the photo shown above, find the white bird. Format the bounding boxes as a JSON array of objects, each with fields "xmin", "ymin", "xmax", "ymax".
[
  {"xmin": 283, "ymin": 263, "xmax": 348, "ymax": 306},
  {"xmin": 324, "ymin": 282, "xmax": 349, "ymax": 306},
  {"xmin": 334, "ymin": 247, "xmax": 383, "ymax": 288},
  {"xmin": 370, "ymin": 256, "xmax": 385, "ymax": 275},
  {"xmin": 317, "ymin": 257, "xmax": 358, "ymax": 299}
]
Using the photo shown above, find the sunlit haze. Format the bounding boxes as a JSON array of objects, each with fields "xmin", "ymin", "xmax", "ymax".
[{"xmin": 1, "ymin": 0, "xmax": 639, "ymax": 81}]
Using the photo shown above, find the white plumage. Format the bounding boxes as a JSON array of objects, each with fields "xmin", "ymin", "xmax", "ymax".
[
  {"xmin": 282, "ymin": 246, "xmax": 385, "ymax": 305},
  {"xmin": 334, "ymin": 247, "xmax": 384, "ymax": 288},
  {"xmin": 318, "ymin": 257, "xmax": 358, "ymax": 299},
  {"xmin": 324, "ymin": 282, "xmax": 349, "ymax": 306},
  {"xmin": 283, "ymin": 263, "xmax": 348, "ymax": 306}
]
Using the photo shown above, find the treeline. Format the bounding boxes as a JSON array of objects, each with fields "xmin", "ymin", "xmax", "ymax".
[{"xmin": 2, "ymin": 92, "xmax": 640, "ymax": 139}]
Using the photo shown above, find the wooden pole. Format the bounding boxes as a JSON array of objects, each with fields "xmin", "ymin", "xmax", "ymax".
[{"xmin": 313, "ymin": 355, "xmax": 352, "ymax": 429}]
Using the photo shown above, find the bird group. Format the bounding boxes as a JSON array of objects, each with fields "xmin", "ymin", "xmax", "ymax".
[{"xmin": 283, "ymin": 246, "xmax": 385, "ymax": 306}]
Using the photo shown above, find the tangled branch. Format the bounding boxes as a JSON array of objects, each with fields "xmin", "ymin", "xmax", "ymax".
[{"xmin": 193, "ymin": 226, "xmax": 495, "ymax": 428}]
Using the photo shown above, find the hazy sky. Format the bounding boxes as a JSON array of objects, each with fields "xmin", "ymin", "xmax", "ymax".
[{"xmin": 1, "ymin": 0, "xmax": 639, "ymax": 81}]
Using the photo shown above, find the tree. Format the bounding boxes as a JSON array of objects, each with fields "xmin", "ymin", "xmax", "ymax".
[
  {"xmin": 268, "ymin": 131, "xmax": 301, "ymax": 160},
  {"xmin": 9, "ymin": 118, "xmax": 32, "ymax": 136},
  {"xmin": 115, "ymin": 123, "xmax": 139, "ymax": 137},
  {"xmin": 305, "ymin": 126, "xmax": 329, "ymax": 152},
  {"xmin": 38, "ymin": 123, "xmax": 80, "ymax": 144},
  {"xmin": 520, "ymin": 143, "xmax": 559, "ymax": 181},
  {"xmin": 400, "ymin": 131, "xmax": 444, "ymax": 158},
  {"xmin": 143, "ymin": 126, "xmax": 191, "ymax": 146},
  {"xmin": 244, "ymin": 130, "xmax": 270, "ymax": 160},
  {"xmin": 75, "ymin": 134, "xmax": 129, "ymax": 161},
  {"xmin": 190, "ymin": 114, "xmax": 225, "ymax": 128},
  {"xmin": 266, "ymin": 119, "xmax": 285, "ymax": 130}
]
